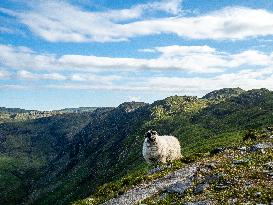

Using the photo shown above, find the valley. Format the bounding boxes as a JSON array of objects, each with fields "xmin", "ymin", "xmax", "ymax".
[{"xmin": 0, "ymin": 88, "xmax": 273, "ymax": 204}]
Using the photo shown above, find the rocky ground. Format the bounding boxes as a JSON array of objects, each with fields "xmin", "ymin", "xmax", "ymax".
[
  {"xmin": 140, "ymin": 140, "xmax": 273, "ymax": 204},
  {"xmin": 103, "ymin": 165, "xmax": 197, "ymax": 205},
  {"xmin": 78, "ymin": 129, "xmax": 273, "ymax": 205}
]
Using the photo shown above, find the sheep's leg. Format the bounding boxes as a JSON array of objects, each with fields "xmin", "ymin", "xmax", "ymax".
[
  {"xmin": 161, "ymin": 157, "xmax": 167, "ymax": 164},
  {"xmin": 166, "ymin": 161, "xmax": 173, "ymax": 168}
]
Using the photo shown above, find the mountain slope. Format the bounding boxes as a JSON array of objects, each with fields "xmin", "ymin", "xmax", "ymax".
[
  {"xmin": 0, "ymin": 108, "xmax": 61, "ymax": 123},
  {"xmin": 80, "ymin": 128, "xmax": 272, "ymax": 205},
  {"xmin": 1, "ymin": 88, "xmax": 273, "ymax": 205},
  {"xmin": 24, "ymin": 88, "xmax": 273, "ymax": 204},
  {"xmin": 0, "ymin": 111, "xmax": 103, "ymax": 205},
  {"xmin": 202, "ymin": 87, "xmax": 245, "ymax": 100},
  {"xmin": 0, "ymin": 107, "xmax": 102, "ymax": 124}
]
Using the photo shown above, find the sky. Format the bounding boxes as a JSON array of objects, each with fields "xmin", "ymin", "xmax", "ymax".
[{"xmin": 1, "ymin": 0, "xmax": 273, "ymax": 110}]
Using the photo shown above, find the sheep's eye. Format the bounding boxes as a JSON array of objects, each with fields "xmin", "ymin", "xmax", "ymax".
[
  {"xmin": 146, "ymin": 132, "xmax": 151, "ymax": 138},
  {"xmin": 149, "ymin": 136, "xmax": 156, "ymax": 142}
]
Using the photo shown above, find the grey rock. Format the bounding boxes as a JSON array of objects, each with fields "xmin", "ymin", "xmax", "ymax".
[
  {"xmin": 238, "ymin": 146, "xmax": 247, "ymax": 151},
  {"xmin": 103, "ymin": 164, "xmax": 197, "ymax": 205},
  {"xmin": 249, "ymin": 143, "xmax": 272, "ymax": 152},
  {"xmin": 244, "ymin": 181, "xmax": 253, "ymax": 188},
  {"xmin": 148, "ymin": 167, "xmax": 164, "ymax": 174},
  {"xmin": 184, "ymin": 200, "xmax": 213, "ymax": 205},
  {"xmin": 205, "ymin": 163, "xmax": 216, "ymax": 169},
  {"xmin": 233, "ymin": 159, "xmax": 248, "ymax": 165},
  {"xmin": 159, "ymin": 193, "xmax": 167, "ymax": 200},
  {"xmin": 167, "ymin": 180, "xmax": 192, "ymax": 195},
  {"xmin": 228, "ymin": 198, "xmax": 238, "ymax": 204},
  {"xmin": 255, "ymin": 192, "xmax": 262, "ymax": 197},
  {"xmin": 238, "ymin": 146, "xmax": 247, "ymax": 154},
  {"xmin": 210, "ymin": 147, "xmax": 225, "ymax": 155},
  {"xmin": 215, "ymin": 183, "xmax": 229, "ymax": 190},
  {"xmin": 264, "ymin": 162, "xmax": 273, "ymax": 170},
  {"xmin": 194, "ymin": 183, "xmax": 210, "ymax": 194},
  {"xmin": 204, "ymin": 174, "xmax": 222, "ymax": 184},
  {"xmin": 262, "ymin": 170, "xmax": 273, "ymax": 176}
]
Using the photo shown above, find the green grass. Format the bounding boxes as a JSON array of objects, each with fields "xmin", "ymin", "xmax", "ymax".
[
  {"xmin": 71, "ymin": 130, "xmax": 243, "ymax": 205},
  {"xmin": 72, "ymin": 160, "xmax": 186, "ymax": 205},
  {"xmin": 140, "ymin": 131, "xmax": 273, "ymax": 204},
  {"xmin": 181, "ymin": 131, "xmax": 244, "ymax": 156},
  {"xmin": 0, "ymin": 155, "xmax": 44, "ymax": 205},
  {"xmin": 1, "ymin": 89, "xmax": 273, "ymax": 204},
  {"xmin": 75, "ymin": 128, "xmax": 273, "ymax": 205}
]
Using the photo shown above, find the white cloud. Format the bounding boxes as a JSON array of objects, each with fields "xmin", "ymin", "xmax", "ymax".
[
  {"xmin": 0, "ymin": 45, "xmax": 57, "ymax": 70},
  {"xmin": 1, "ymin": 43, "xmax": 273, "ymax": 94},
  {"xmin": 57, "ymin": 45, "xmax": 273, "ymax": 73},
  {"xmin": 129, "ymin": 96, "xmax": 142, "ymax": 102},
  {"xmin": 2, "ymin": 2, "xmax": 273, "ymax": 42},
  {"xmin": 2, "ymin": 65, "xmax": 272, "ymax": 95},
  {"xmin": 42, "ymin": 67, "xmax": 272, "ymax": 93},
  {"xmin": 104, "ymin": 0, "xmax": 182, "ymax": 21},
  {"xmin": 17, "ymin": 70, "xmax": 66, "ymax": 80},
  {"xmin": 154, "ymin": 45, "xmax": 216, "ymax": 56},
  {"xmin": 17, "ymin": 70, "xmax": 37, "ymax": 79},
  {"xmin": 15, "ymin": 70, "xmax": 121, "ymax": 84},
  {"xmin": 70, "ymin": 73, "xmax": 121, "ymax": 85},
  {"xmin": 0, "ymin": 70, "xmax": 10, "ymax": 79},
  {"xmin": 230, "ymin": 50, "xmax": 272, "ymax": 67},
  {"xmin": 0, "ymin": 44, "xmax": 220, "ymax": 73},
  {"xmin": 0, "ymin": 84, "xmax": 28, "ymax": 90},
  {"xmin": 138, "ymin": 48, "xmax": 155, "ymax": 53},
  {"xmin": 1, "ymin": 0, "xmax": 182, "ymax": 42},
  {"xmin": 42, "ymin": 73, "xmax": 66, "ymax": 80},
  {"xmin": 1, "ymin": 44, "xmax": 273, "ymax": 74},
  {"xmin": 143, "ymin": 68, "xmax": 273, "ymax": 93},
  {"xmin": 141, "ymin": 0, "xmax": 182, "ymax": 15},
  {"xmin": 0, "ymin": 27, "xmax": 14, "ymax": 34}
]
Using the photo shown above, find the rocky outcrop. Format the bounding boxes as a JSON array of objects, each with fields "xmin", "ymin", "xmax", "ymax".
[{"xmin": 103, "ymin": 165, "xmax": 197, "ymax": 205}]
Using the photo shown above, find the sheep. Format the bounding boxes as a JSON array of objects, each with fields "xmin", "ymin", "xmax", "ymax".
[{"xmin": 142, "ymin": 130, "xmax": 182, "ymax": 164}]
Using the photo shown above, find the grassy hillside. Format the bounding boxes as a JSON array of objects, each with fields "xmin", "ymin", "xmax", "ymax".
[
  {"xmin": 0, "ymin": 107, "xmax": 101, "ymax": 124},
  {"xmin": 0, "ymin": 111, "xmax": 101, "ymax": 204},
  {"xmin": 75, "ymin": 127, "xmax": 273, "ymax": 205},
  {"xmin": 0, "ymin": 108, "xmax": 61, "ymax": 123},
  {"xmin": 0, "ymin": 88, "xmax": 273, "ymax": 204},
  {"xmin": 25, "ymin": 88, "xmax": 273, "ymax": 204}
]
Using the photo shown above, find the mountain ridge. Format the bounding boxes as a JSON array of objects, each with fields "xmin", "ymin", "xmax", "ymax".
[{"xmin": 0, "ymin": 88, "xmax": 273, "ymax": 204}]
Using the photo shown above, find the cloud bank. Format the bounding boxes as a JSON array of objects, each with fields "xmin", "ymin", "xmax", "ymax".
[
  {"xmin": 1, "ymin": 44, "xmax": 273, "ymax": 94},
  {"xmin": 2, "ymin": 44, "xmax": 273, "ymax": 74},
  {"xmin": 2, "ymin": 1, "xmax": 273, "ymax": 42}
]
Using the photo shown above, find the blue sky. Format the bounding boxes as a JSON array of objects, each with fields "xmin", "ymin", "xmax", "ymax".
[{"xmin": 1, "ymin": 0, "xmax": 273, "ymax": 110}]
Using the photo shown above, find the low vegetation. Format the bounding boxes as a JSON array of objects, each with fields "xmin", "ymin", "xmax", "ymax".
[
  {"xmin": 0, "ymin": 88, "xmax": 273, "ymax": 204},
  {"xmin": 77, "ymin": 128, "xmax": 272, "ymax": 205}
]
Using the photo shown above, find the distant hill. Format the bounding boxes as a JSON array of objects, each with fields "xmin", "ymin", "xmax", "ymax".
[
  {"xmin": 0, "ymin": 88, "xmax": 273, "ymax": 205},
  {"xmin": 0, "ymin": 107, "xmax": 106, "ymax": 124},
  {"xmin": 0, "ymin": 109, "xmax": 61, "ymax": 124},
  {"xmin": 202, "ymin": 87, "xmax": 245, "ymax": 100},
  {"xmin": 0, "ymin": 107, "xmax": 34, "ymax": 113},
  {"xmin": 56, "ymin": 107, "xmax": 100, "ymax": 113}
]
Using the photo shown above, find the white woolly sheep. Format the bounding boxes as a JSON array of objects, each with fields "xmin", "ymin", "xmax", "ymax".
[{"xmin": 142, "ymin": 130, "xmax": 182, "ymax": 164}]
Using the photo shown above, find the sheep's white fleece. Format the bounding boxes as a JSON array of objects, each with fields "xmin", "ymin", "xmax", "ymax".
[{"xmin": 142, "ymin": 135, "xmax": 182, "ymax": 164}]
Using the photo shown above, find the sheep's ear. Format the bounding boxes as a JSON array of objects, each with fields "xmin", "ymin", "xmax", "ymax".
[{"xmin": 145, "ymin": 131, "xmax": 151, "ymax": 138}]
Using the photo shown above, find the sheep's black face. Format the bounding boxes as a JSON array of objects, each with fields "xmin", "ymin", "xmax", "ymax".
[{"xmin": 145, "ymin": 130, "xmax": 157, "ymax": 142}]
